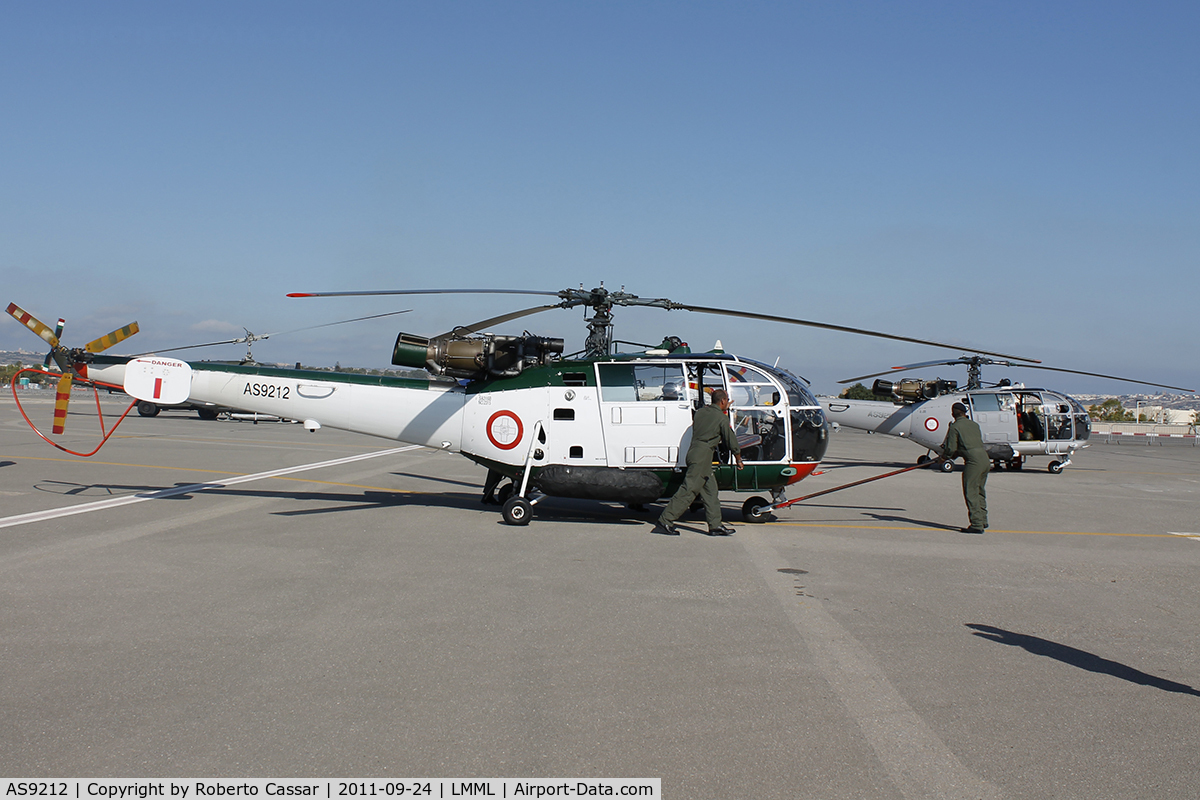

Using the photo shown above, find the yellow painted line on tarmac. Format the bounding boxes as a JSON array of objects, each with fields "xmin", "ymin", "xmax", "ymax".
[{"xmin": 765, "ymin": 521, "xmax": 1180, "ymax": 538}]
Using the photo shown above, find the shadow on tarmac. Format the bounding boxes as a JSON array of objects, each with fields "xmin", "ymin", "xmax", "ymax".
[
  {"xmin": 263, "ymin": 488, "xmax": 662, "ymax": 527},
  {"xmin": 22, "ymin": 477, "xmax": 744, "ymax": 529},
  {"xmin": 864, "ymin": 512, "xmax": 961, "ymax": 531},
  {"xmin": 967, "ymin": 624, "xmax": 1200, "ymax": 697},
  {"xmin": 35, "ymin": 479, "xmax": 165, "ymax": 497}
]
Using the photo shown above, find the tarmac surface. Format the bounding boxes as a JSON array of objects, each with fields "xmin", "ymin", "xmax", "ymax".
[{"xmin": 2, "ymin": 391, "xmax": 1198, "ymax": 798}]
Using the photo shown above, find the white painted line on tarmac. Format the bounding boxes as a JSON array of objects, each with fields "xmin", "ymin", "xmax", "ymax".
[
  {"xmin": 1167, "ymin": 532, "xmax": 1200, "ymax": 542},
  {"xmin": 0, "ymin": 445, "xmax": 423, "ymax": 530},
  {"xmin": 739, "ymin": 529, "xmax": 1002, "ymax": 800}
]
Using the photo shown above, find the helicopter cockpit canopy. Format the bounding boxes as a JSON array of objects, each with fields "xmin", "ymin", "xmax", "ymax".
[
  {"xmin": 1012, "ymin": 391, "xmax": 1090, "ymax": 443},
  {"xmin": 735, "ymin": 358, "xmax": 829, "ymax": 464}
]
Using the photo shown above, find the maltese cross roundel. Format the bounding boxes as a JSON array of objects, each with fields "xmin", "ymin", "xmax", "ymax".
[{"xmin": 487, "ymin": 410, "xmax": 524, "ymax": 450}]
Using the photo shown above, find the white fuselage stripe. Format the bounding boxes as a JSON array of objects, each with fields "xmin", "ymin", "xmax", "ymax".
[{"xmin": 0, "ymin": 445, "xmax": 423, "ymax": 530}]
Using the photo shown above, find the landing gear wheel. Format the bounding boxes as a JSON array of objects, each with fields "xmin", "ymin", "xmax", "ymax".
[
  {"xmin": 917, "ymin": 454, "xmax": 930, "ymax": 465},
  {"xmin": 1048, "ymin": 460, "xmax": 1064, "ymax": 474},
  {"xmin": 939, "ymin": 459, "xmax": 955, "ymax": 473},
  {"xmin": 137, "ymin": 401, "xmax": 159, "ymax": 417},
  {"xmin": 197, "ymin": 408, "xmax": 219, "ymax": 420},
  {"xmin": 502, "ymin": 496, "xmax": 532, "ymax": 526},
  {"xmin": 742, "ymin": 496, "xmax": 772, "ymax": 523},
  {"xmin": 496, "ymin": 482, "xmax": 514, "ymax": 505},
  {"xmin": 1008, "ymin": 457, "xmax": 1023, "ymax": 471}
]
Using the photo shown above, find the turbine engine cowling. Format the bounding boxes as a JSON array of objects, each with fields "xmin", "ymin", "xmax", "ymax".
[
  {"xmin": 873, "ymin": 378, "xmax": 958, "ymax": 402},
  {"xmin": 392, "ymin": 332, "xmax": 564, "ymax": 379}
]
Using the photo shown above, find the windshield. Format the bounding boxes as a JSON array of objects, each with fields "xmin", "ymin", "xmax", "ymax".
[
  {"xmin": 743, "ymin": 358, "xmax": 820, "ymax": 407},
  {"xmin": 1064, "ymin": 393, "xmax": 1091, "ymax": 441}
]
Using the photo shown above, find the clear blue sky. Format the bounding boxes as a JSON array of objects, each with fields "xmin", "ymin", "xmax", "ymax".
[{"xmin": 3, "ymin": 1, "xmax": 1196, "ymax": 394}]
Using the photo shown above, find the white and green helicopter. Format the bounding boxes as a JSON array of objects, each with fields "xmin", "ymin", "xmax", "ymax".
[
  {"xmin": 821, "ymin": 356, "xmax": 1194, "ymax": 474},
  {"xmin": 7, "ymin": 287, "xmax": 1038, "ymax": 525}
]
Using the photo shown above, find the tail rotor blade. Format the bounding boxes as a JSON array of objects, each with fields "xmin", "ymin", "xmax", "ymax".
[
  {"xmin": 44, "ymin": 319, "xmax": 66, "ymax": 367},
  {"xmin": 84, "ymin": 321, "xmax": 140, "ymax": 353},
  {"xmin": 52, "ymin": 373, "xmax": 73, "ymax": 435},
  {"xmin": 6, "ymin": 303, "xmax": 61, "ymax": 348}
]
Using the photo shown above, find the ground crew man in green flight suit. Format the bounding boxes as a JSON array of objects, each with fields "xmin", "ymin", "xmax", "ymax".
[
  {"xmin": 940, "ymin": 401, "xmax": 989, "ymax": 533},
  {"xmin": 656, "ymin": 388, "xmax": 744, "ymax": 536}
]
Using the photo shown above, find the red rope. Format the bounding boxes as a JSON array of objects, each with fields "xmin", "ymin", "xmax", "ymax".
[
  {"xmin": 775, "ymin": 459, "xmax": 940, "ymax": 509},
  {"xmin": 11, "ymin": 367, "xmax": 137, "ymax": 457}
]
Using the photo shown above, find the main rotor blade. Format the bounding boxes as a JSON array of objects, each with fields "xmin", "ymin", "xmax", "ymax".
[
  {"xmin": 52, "ymin": 373, "xmax": 73, "ymax": 435},
  {"xmin": 132, "ymin": 337, "xmax": 251, "ymax": 356},
  {"xmin": 839, "ymin": 359, "xmax": 981, "ymax": 384},
  {"xmin": 999, "ymin": 364, "xmax": 1195, "ymax": 393},
  {"xmin": 840, "ymin": 361, "xmax": 1194, "ymax": 392},
  {"xmin": 437, "ymin": 304, "xmax": 561, "ymax": 339},
  {"xmin": 267, "ymin": 308, "xmax": 413, "ymax": 337},
  {"xmin": 131, "ymin": 310, "xmax": 414, "ymax": 357},
  {"xmin": 288, "ymin": 289, "xmax": 561, "ymax": 299},
  {"xmin": 285, "ymin": 287, "xmax": 1040, "ymax": 362},
  {"xmin": 6, "ymin": 303, "xmax": 61, "ymax": 348},
  {"xmin": 84, "ymin": 321, "xmax": 139, "ymax": 353},
  {"xmin": 675, "ymin": 304, "xmax": 1041, "ymax": 363}
]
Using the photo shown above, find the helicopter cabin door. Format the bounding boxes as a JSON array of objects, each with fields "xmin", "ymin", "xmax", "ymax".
[
  {"xmin": 725, "ymin": 363, "xmax": 788, "ymax": 462},
  {"xmin": 596, "ymin": 362, "xmax": 693, "ymax": 468},
  {"xmin": 965, "ymin": 392, "xmax": 1018, "ymax": 443}
]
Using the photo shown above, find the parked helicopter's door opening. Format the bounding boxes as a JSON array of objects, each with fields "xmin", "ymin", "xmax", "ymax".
[
  {"xmin": 1016, "ymin": 392, "xmax": 1046, "ymax": 441},
  {"xmin": 686, "ymin": 362, "xmax": 726, "ymax": 408}
]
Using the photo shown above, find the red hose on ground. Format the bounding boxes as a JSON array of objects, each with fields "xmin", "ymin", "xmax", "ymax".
[
  {"xmin": 11, "ymin": 367, "xmax": 137, "ymax": 456},
  {"xmin": 772, "ymin": 458, "xmax": 942, "ymax": 510}
]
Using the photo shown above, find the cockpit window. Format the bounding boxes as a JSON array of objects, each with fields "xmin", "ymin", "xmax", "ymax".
[
  {"xmin": 970, "ymin": 393, "xmax": 1001, "ymax": 412},
  {"xmin": 727, "ymin": 364, "xmax": 773, "ymax": 384},
  {"xmin": 725, "ymin": 364, "xmax": 780, "ymax": 408},
  {"xmin": 597, "ymin": 363, "xmax": 687, "ymax": 402},
  {"xmin": 1064, "ymin": 394, "xmax": 1091, "ymax": 441},
  {"xmin": 969, "ymin": 393, "xmax": 1016, "ymax": 413}
]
